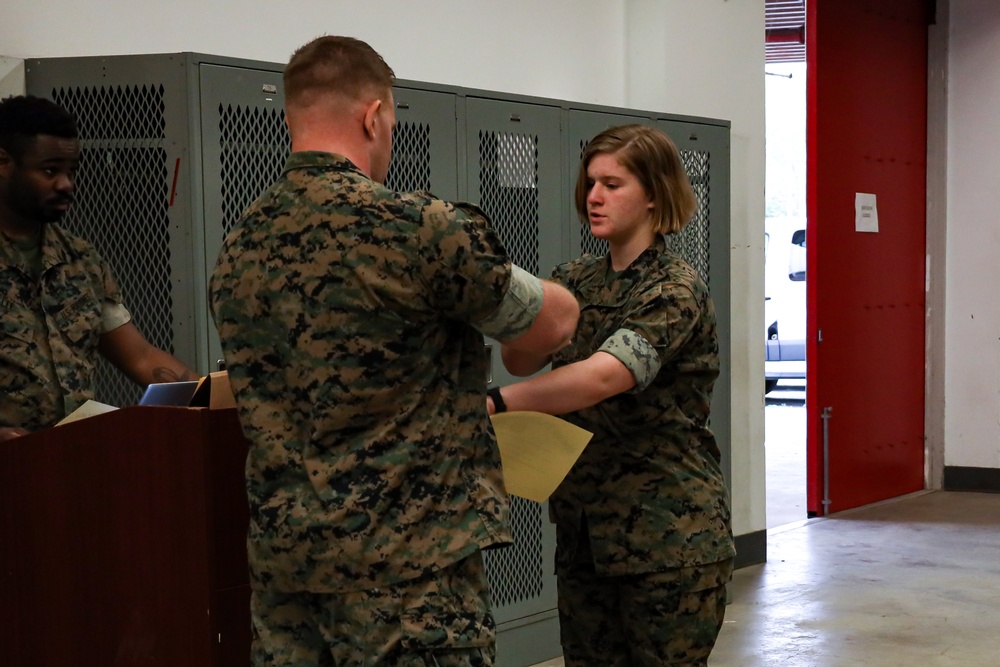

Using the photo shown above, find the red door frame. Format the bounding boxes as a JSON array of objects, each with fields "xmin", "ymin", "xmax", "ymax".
[{"xmin": 806, "ymin": 0, "xmax": 929, "ymax": 515}]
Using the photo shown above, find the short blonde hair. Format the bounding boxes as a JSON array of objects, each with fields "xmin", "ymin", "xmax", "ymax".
[
  {"xmin": 284, "ymin": 36, "xmax": 395, "ymax": 109},
  {"xmin": 575, "ymin": 124, "xmax": 696, "ymax": 235}
]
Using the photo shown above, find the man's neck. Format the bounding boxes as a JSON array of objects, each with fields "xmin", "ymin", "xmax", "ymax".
[
  {"xmin": 292, "ymin": 137, "xmax": 371, "ymax": 178},
  {"xmin": 0, "ymin": 201, "xmax": 45, "ymax": 241},
  {"xmin": 287, "ymin": 102, "xmax": 374, "ymax": 179}
]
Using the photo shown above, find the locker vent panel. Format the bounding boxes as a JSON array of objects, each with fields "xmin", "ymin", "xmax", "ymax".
[
  {"xmin": 385, "ymin": 122, "xmax": 432, "ymax": 192},
  {"xmin": 672, "ymin": 149, "xmax": 712, "ymax": 281},
  {"xmin": 578, "ymin": 138, "xmax": 610, "ymax": 258},
  {"xmin": 52, "ymin": 84, "xmax": 173, "ymax": 408},
  {"xmin": 218, "ymin": 104, "xmax": 290, "ymax": 239},
  {"xmin": 478, "ymin": 131, "xmax": 540, "ymax": 275},
  {"xmin": 483, "ymin": 496, "xmax": 544, "ymax": 606}
]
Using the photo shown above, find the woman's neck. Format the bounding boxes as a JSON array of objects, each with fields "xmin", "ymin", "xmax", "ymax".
[{"xmin": 609, "ymin": 229, "xmax": 657, "ymax": 271}]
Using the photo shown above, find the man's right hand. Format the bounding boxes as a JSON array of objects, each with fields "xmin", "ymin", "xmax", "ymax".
[{"xmin": 0, "ymin": 426, "xmax": 30, "ymax": 442}]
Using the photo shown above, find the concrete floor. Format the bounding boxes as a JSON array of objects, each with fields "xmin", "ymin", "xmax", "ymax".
[
  {"xmin": 531, "ymin": 490, "xmax": 1000, "ymax": 666},
  {"xmin": 531, "ymin": 395, "xmax": 1000, "ymax": 665}
]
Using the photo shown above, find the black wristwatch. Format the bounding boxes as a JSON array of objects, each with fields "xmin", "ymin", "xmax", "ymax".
[{"xmin": 487, "ymin": 386, "xmax": 507, "ymax": 414}]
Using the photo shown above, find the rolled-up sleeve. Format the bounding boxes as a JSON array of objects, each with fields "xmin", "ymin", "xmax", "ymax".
[
  {"xmin": 473, "ymin": 264, "xmax": 544, "ymax": 341},
  {"xmin": 99, "ymin": 302, "xmax": 131, "ymax": 335},
  {"xmin": 599, "ymin": 283, "xmax": 702, "ymax": 392},
  {"xmin": 599, "ymin": 328, "xmax": 661, "ymax": 391}
]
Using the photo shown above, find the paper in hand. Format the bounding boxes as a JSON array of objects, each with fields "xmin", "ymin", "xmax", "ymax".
[{"xmin": 490, "ymin": 411, "xmax": 592, "ymax": 502}]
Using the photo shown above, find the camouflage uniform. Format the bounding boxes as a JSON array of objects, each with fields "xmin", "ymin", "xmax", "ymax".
[
  {"xmin": 548, "ymin": 235, "xmax": 735, "ymax": 666},
  {"xmin": 209, "ymin": 151, "xmax": 544, "ymax": 665},
  {"xmin": 0, "ymin": 224, "xmax": 130, "ymax": 429}
]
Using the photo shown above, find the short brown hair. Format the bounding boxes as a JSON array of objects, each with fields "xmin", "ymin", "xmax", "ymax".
[
  {"xmin": 284, "ymin": 36, "xmax": 395, "ymax": 108},
  {"xmin": 575, "ymin": 124, "xmax": 696, "ymax": 235}
]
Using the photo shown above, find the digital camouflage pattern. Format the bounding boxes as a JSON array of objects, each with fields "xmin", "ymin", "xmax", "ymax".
[
  {"xmin": 251, "ymin": 552, "xmax": 496, "ymax": 666},
  {"xmin": 209, "ymin": 151, "xmax": 539, "ymax": 594},
  {"xmin": 556, "ymin": 530, "xmax": 731, "ymax": 666},
  {"xmin": 548, "ymin": 235, "xmax": 735, "ymax": 576},
  {"xmin": 0, "ymin": 223, "xmax": 129, "ymax": 429}
]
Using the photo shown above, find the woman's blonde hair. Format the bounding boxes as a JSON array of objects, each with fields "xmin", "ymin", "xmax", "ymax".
[{"xmin": 575, "ymin": 124, "xmax": 697, "ymax": 235}]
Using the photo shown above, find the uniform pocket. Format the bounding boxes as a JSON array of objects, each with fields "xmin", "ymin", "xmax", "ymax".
[
  {"xmin": 52, "ymin": 292, "xmax": 102, "ymax": 348},
  {"xmin": 399, "ymin": 552, "xmax": 495, "ymax": 654},
  {"xmin": 0, "ymin": 306, "xmax": 35, "ymax": 345}
]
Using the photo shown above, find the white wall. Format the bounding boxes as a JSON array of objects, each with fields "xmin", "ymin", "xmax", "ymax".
[
  {"xmin": 946, "ymin": 0, "xmax": 1000, "ymax": 469},
  {"xmin": 3, "ymin": 0, "xmax": 627, "ymax": 106},
  {"xmin": 625, "ymin": 0, "xmax": 767, "ymax": 535},
  {"xmin": 2, "ymin": 0, "xmax": 767, "ymax": 537}
]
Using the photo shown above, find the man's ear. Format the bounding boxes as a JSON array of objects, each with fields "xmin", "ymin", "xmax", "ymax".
[
  {"xmin": 0, "ymin": 148, "xmax": 11, "ymax": 177},
  {"xmin": 363, "ymin": 99, "xmax": 383, "ymax": 140}
]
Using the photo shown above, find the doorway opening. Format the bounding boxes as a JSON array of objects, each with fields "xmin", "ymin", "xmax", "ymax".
[{"xmin": 764, "ymin": 60, "xmax": 807, "ymax": 529}]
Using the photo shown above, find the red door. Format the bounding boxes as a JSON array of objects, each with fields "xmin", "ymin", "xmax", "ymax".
[{"xmin": 806, "ymin": 0, "xmax": 929, "ymax": 515}]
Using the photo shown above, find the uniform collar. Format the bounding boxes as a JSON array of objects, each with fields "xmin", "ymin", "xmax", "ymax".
[
  {"xmin": 607, "ymin": 234, "xmax": 668, "ymax": 276},
  {"xmin": 1, "ymin": 223, "xmax": 80, "ymax": 271},
  {"xmin": 284, "ymin": 151, "xmax": 366, "ymax": 178}
]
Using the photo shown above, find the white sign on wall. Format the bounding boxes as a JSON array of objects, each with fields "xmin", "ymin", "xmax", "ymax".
[{"xmin": 855, "ymin": 192, "xmax": 879, "ymax": 233}]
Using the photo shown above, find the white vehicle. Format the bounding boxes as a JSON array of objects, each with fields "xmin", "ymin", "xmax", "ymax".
[{"xmin": 764, "ymin": 217, "xmax": 806, "ymax": 393}]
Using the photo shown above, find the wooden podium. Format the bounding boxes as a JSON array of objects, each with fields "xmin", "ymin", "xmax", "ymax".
[{"xmin": 0, "ymin": 406, "xmax": 251, "ymax": 666}]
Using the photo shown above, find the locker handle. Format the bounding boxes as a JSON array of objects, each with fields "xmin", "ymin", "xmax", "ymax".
[
  {"xmin": 510, "ymin": 114, "xmax": 521, "ymax": 122},
  {"xmin": 396, "ymin": 102, "xmax": 410, "ymax": 109}
]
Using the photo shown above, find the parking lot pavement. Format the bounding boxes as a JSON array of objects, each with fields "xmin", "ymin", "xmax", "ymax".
[{"xmin": 765, "ymin": 378, "xmax": 805, "ymax": 405}]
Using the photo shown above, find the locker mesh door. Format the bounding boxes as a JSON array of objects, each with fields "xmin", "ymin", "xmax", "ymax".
[
  {"xmin": 216, "ymin": 103, "xmax": 290, "ymax": 240},
  {"xmin": 477, "ymin": 130, "xmax": 540, "ymax": 275},
  {"xmin": 51, "ymin": 84, "xmax": 175, "ymax": 407},
  {"xmin": 486, "ymin": 496, "xmax": 544, "ymax": 606},
  {"xmin": 576, "ymin": 138, "xmax": 610, "ymax": 258},
  {"xmin": 475, "ymin": 128, "xmax": 547, "ymax": 608},
  {"xmin": 385, "ymin": 121, "xmax": 432, "ymax": 192},
  {"xmin": 670, "ymin": 149, "xmax": 712, "ymax": 280}
]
